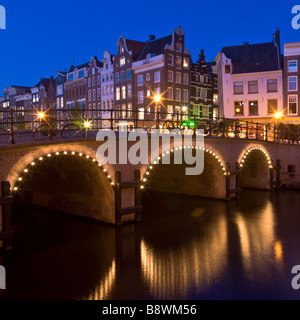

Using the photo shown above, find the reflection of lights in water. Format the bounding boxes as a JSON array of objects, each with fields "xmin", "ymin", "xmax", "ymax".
[
  {"xmin": 85, "ymin": 260, "xmax": 116, "ymax": 300},
  {"xmin": 274, "ymin": 241, "xmax": 283, "ymax": 261},
  {"xmin": 236, "ymin": 201, "xmax": 280, "ymax": 280},
  {"xmin": 140, "ymin": 217, "xmax": 228, "ymax": 299}
]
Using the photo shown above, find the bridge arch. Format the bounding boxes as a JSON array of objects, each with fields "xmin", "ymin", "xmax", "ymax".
[
  {"xmin": 10, "ymin": 145, "xmax": 116, "ymax": 223},
  {"xmin": 238, "ymin": 145, "xmax": 273, "ymax": 189},
  {"xmin": 140, "ymin": 145, "xmax": 228, "ymax": 199}
]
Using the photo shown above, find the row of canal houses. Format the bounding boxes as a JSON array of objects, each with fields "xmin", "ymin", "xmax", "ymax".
[{"xmin": 0, "ymin": 26, "xmax": 300, "ymax": 130}]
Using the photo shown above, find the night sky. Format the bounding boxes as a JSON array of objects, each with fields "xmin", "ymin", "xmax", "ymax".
[{"xmin": 0, "ymin": 0, "xmax": 298, "ymax": 93}]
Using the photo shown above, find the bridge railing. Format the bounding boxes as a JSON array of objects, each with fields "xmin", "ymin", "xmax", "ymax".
[{"xmin": 0, "ymin": 107, "xmax": 299, "ymax": 145}]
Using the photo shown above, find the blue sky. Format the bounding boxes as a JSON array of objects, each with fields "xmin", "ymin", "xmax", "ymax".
[{"xmin": 0, "ymin": 0, "xmax": 298, "ymax": 93}]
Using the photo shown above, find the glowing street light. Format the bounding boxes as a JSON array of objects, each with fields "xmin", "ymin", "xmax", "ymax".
[
  {"xmin": 154, "ymin": 95, "xmax": 161, "ymax": 103},
  {"xmin": 275, "ymin": 112, "xmax": 282, "ymax": 120},
  {"xmin": 84, "ymin": 121, "xmax": 91, "ymax": 128},
  {"xmin": 182, "ymin": 106, "xmax": 187, "ymax": 112},
  {"xmin": 38, "ymin": 111, "xmax": 45, "ymax": 119}
]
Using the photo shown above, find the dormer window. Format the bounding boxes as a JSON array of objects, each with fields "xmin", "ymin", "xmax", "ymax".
[
  {"xmin": 68, "ymin": 74, "xmax": 74, "ymax": 82},
  {"xmin": 92, "ymin": 67, "xmax": 95, "ymax": 75},
  {"xmin": 120, "ymin": 57, "xmax": 125, "ymax": 67},
  {"xmin": 120, "ymin": 46, "xmax": 124, "ymax": 53}
]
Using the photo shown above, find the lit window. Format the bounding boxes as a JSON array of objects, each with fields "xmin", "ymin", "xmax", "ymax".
[
  {"xmin": 147, "ymin": 89, "xmax": 151, "ymax": 97},
  {"xmin": 288, "ymin": 76, "xmax": 297, "ymax": 91},
  {"xmin": 234, "ymin": 82, "xmax": 244, "ymax": 94},
  {"xmin": 138, "ymin": 108, "xmax": 144, "ymax": 120},
  {"xmin": 183, "ymin": 58, "xmax": 189, "ymax": 68},
  {"xmin": 213, "ymin": 93, "xmax": 218, "ymax": 103},
  {"xmin": 138, "ymin": 91, "xmax": 144, "ymax": 103},
  {"xmin": 200, "ymin": 75, "xmax": 204, "ymax": 83},
  {"xmin": 288, "ymin": 60, "xmax": 298, "ymax": 72},
  {"xmin": 138, "ymin": 75, "xmax": 143, "ymax": 86},
  {"xmin": 120, "ymin": 46, "xmax": 124, "ymax": 53},
  {"xmin": 175, "ymin": 56, "xmax": 181, "ymax": 68},
  {"xmin": 127, "ymin": 84, "xmax": 132, "ymax": 98},
  {"xmin": 288, "ymin": 95, "xmax": 298, "ymax": 115},
  {"xmin": 120, "ymin": 57, "xmax": 125, "ymax": 67},
  {"xmin": 116, "ymin": 87, "xmax": 120, "ymax": 101},
  {"xmin": 128, "ymin": 103, "xmax": 133, "ymax": 118},
  {"xmin": 249, "ymin": 100, "xmax": 258, "ymax": 115},
  {"xmin": 154, "ymin": 71, "xmax": 160, "ymax": 83},
  {"xmin": 122, "ymin": 86, "xmax": 126, "ymax": 99},
  {"xmin": 167, "ymin": 105, "xmax": 173, "ymax": 119},
  {"xmin": 234, "ymin": 101, "xmax": 244, "ymax": 115}
]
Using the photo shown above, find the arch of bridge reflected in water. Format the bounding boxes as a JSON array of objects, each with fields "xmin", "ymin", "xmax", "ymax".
[{"xmin": 3, "ymin": 189, "xmax": 300, "ymax": 300}]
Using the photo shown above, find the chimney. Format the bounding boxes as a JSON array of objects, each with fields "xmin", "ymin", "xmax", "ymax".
[
  {"xmin": 201, "ymin": 49, "xmax": 204, "ymax": 55},
  {"xmin": 149, "ymin": 35, "xmax": 155, "ymax": 41}
]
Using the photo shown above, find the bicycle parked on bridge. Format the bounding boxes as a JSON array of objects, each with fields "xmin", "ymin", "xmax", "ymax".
[{"xmin": 33, "ymin": 116, "xmax": 82, "ymax": 141}]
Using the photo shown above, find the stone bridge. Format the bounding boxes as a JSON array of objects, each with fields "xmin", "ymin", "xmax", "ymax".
[{"xmin": 0, "ymin": 136, "xmax": 299, "ymax": 225}]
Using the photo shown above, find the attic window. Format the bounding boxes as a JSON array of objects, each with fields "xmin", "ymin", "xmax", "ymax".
[
  {"xmin": 225, "ymin": 64, "xmax": 231, "ymax": 74},
  {"xmin": 120, "ymin": 46, "xmax": 124, "ymax": 53}
]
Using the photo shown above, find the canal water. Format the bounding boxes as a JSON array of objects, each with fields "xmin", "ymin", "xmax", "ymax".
[{"xmin": 1, "ymin": 189, "xmax": 300, "ymax": 300}]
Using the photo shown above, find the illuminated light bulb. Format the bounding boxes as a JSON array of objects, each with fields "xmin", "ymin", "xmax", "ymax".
[
  {"xmin": 31, "ymin": 162, "xmax": 35, "ymax": 166},
  {"xmin": 56, "ymin": 152, "xmax": 59, "ymax": 155},
  {"xmin": 98, "ymin": 164, "xmax": 102, "ymax": 167},
  {"xmin": 146, "ymin": 172, "xmax": 150, "ymax": 175},
  {"xmin": 166, "ymin": 151, "xmax": 170, "ymax": 154},
  {"xmin": 140, "ymin": 185, "xmax": 144, "ymax": 190},
  {"xmin": 143, "ymin": 178, "xmax": 147, "ymax": 182},
  {"xmin": 153, "ymin": 161, "xmax": 157, "ymax": 164},
  {"xmin": 64, "ymin": 151, "xmax": 67, "ymax": 155},
  {"xmin": 18, "ymin": 177, "xmax": 22, "ymax": 181},
  {"xmin": 72, "ymin": 152, "xmax": 75, "ymax": 155},
  {"xmin": 14, "ymin": 187, "xmax": 18, "ymax": 191},
  {"xmin": 183, "ymin": 146, "xmax": 186, "ymax": 149},
  {"xmin": 269, "ymin": 166, "xmax": 273, "ymax": 169},
  {"xmin": 171, "ymin": 149, "xmax": 174, "ymax": 152},
  {"xmin": 86, "ymin": 155, "xmax": 90, "ymax": 159},
  {"xmin": 111, "ymin": 182, "xmax": 114, "ymax": 186},
  {"xmin": 150, "ymin": 166, "xmax": 153, "ymax": 170},
  {"xmin": 107, "ymin": 175, "xmax": 111, "ymax": 179},
  {"xmin": 103, "ymin": 169, "xmax": 107, "ymax": 172},
  {"xmin": 216, "ymin": 156, "xmax": 219, "ymax": 159},
  {"xmin": 24, "ymin": 169, "xmax": 28, "ymax": 173},
  {"xmin": 93, "ymin": 159, "xmax": 96, "ymax": 162},
  {"xmin": 179, "ymin": 146, "xmax": 182, "ymax": 150},
  {"xmin": 210, "ymin": 151, "xmax": 212, "ymax": 154},
  {"xmin": 79, "ymin": 153, "xmax": 83, "ymax": 156},
  {"xmin": 84, "ymin": 121, "xmax": 91, "ymax": 128},
  {"xmin": 162, "ymin": 153, "xmax": 165, "ymax": 157},
  {"xmin": 39, "ymin": 157, "xmax": 43, "ymax": 161},
  {"xmin": 175, "ymin": 148, "xmax": 178, "ymax": 151},
  {"xmin": 47, "ymin": 154, "xmax": 51, "ymax": 157},
  {"xmin": 218, "ymin": 159, "xmax": 221, "ymax": 162},
  {"xmin": 242, "ymin": 159, "xmax": 244, "ymax": 163},
  {"xmin": 158, "ymin": 157, "xmax": 161, "ymax": 160}
]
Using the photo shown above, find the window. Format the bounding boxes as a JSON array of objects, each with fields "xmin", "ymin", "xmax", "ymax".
[
  {"xmin": 138, "ymin": 108, "xmax": 144, "ymax": 120},
  {"xmin": 92, "ymin": 77, "xmax": 96, "ymax": 86},
  {"xmin": 116, "ymin": 87, "xmax": 120, "ymax": 101},
  {"xmin": 88, "ymin": 90, "xmax": 92, "ymax": 101},
  {"xmin": 122, "ymin": 86, "xmax": 126, "ymax": 99},
  {"xmin": 288, "ymin": 95, "xmax": 298, "ymax": 115},
  {"xmin": 146, "ymin": 73, "xmax": 150, "ymax": 81},
  {"xmin": 102, "ymin": 86, "xmax": 105, "ymax": 96},
  {"xmin": 175, "ymin": 88, "xmax": 181, "ymax": 101},
  {"xmin": 183, "ymin": 89, "xmax": 188, "ymax": 102},
  {"xmin": 120, "ymin": 57, "xmax": 125, "ymax": 67},
  {"xmin": 128, "ymin": 103, "xmax": 133, "ymax": 118},
  {"xmin": 111, "ymin": 85, "xmax": 114, "ymax": 94},
  {"xmin": 92, "ymin": 68, "xmax": 95, "ymax": 75},
  {"xmin": 288, "ymin": 60, "xmax": 298, "ymax": 72},
  {"xmin": 97, "ymin": 88, "xmax": 101, "ymax": 99},
  {"xmin": 106, "ymin": 74, "xmax": 109, "ymax": 81},
  {"xmin": 168, "ymin": 54, "xmax": 174, "ymax": 65},
  {"xmin": 183, "ymin": 58, "xmax": 189, "ymax": 68},
  {"xmin": 288, "ymin": 76, "xmax": 297, "ymax": 91},
  {"xmin": 234, "ymin": 82, "xmax": 243, "ymax": 94},
  {"xmin": 248, "ymin": 80, "xmax": 258, "ymax": 94},
  {"xmin": 57, "ymin": 85, "xmax": 63, "ymax": 95},
  {"xmin": 97, "ymin": 75, "xmax": 100, "ymax": 85},
  {"xmin": 138, "ymin": 91, "xmax": 144, "ymax": 103},
  {"xmin": 68, "ymin": 74, "xmax": 74, "ymax": 82},
  {"xmin": 127, "ymin": 84, "xmax": 132, "ymax": 98},
  {"xmin": 121, "ymin": 104, "xmax": 126, "ymax": 119},
  {"xmin": 154, "ymin": 71, "xmax": 160, "ymax": 83},
  {"xmin": 234, "ymin": 101, "xmax": 244, "ymax": 115},
  {"xmin": 138, "ymin": 75, "xmax": 143, "ymax": 86},
  {"xmin": 249, "ymin": 100, "xmax": 258, "ymax": 115},
  {"xmin": 106, "ymin": 85, "xmax": 110, "ymax": 95},
  {"xmin": 183, "ymin": 73, "xmax": 188, "ymax": 84},
  {"xmin": 267, "ymin": 79, "xmax": 277, "ymax": 92},
  {"xmin": 154, "ymin": 87, "xmax": 161, "ymax": 96},
  {"xmin": 60, "ymin": 97, "xmax": 64, "ymax": 108},
  {"xmin": 196, "ymin": 88, "xmax": 207, "ymax": 99},
  {"xmin": 103, "ymin": 101, "xmax": 106, "ymax": 110},
  {"xmin": 79, "ymin": 70, "xmax": 84, "ymax": 79},
  {"xmin": 115, "ymin": 73, "xmax": 120, "ymax": 83},
  {"xmin": 168, "ymin": 87, "xmax": 173, "ymax": 100},
  {"xmin": 267, "ymin": 99, "xmax": 278, "ymax": 114},
  {"xmin": 213, "ymin": 93, "xmax": 218, "ymax": 103},
  {"xmin": 176, "ymin": 43, "xmax": 182, "ymax": 52},
  {"xmin": 225, "ymin": 64, "xmax": 231, "ymax": 73},
  {"xmin": 200, "ymin": 75, "xmax": 204, "ymax": 83},
  {"xmin": 147, "ymin": 89, "xmax": 151, "ymax": 97},
  {"xmin": 88, "ymin": 78, "xmax": 91, "ymax": 87},
  {"xmin": 175, "ymin": 56, "xmax": 181, "ymax": 68},
  {"xmin": 121, "ymin": 71, "xmax": 125, "ymax": 82},
  {"xmin": 127, "ymin": 69, "xmax": 131, "ymax": 80},
  {"xmin": 102, "ymin": 75, "xmax": 105, "ymax": 82},
  {"xmin": 176, "ymin": 72, "xmax": 181, "ymax": 83},
  {"xmin": 93, "ymin": 89, "xmax": 96, "ymax": 100},
  {"xmin": 120, "ymin": 46, "xmax": 124, "ymax": 53},
  {"xmin": 167, "ymin": 105, "xmax": 173, "ymax": 119},
  {"xmin": 168, "ymin": 70, "xmax": 174, "ymax": 82},
  {"xmin": 107, "ymin": 101, "xmax": 110, "ymax": 110}
]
